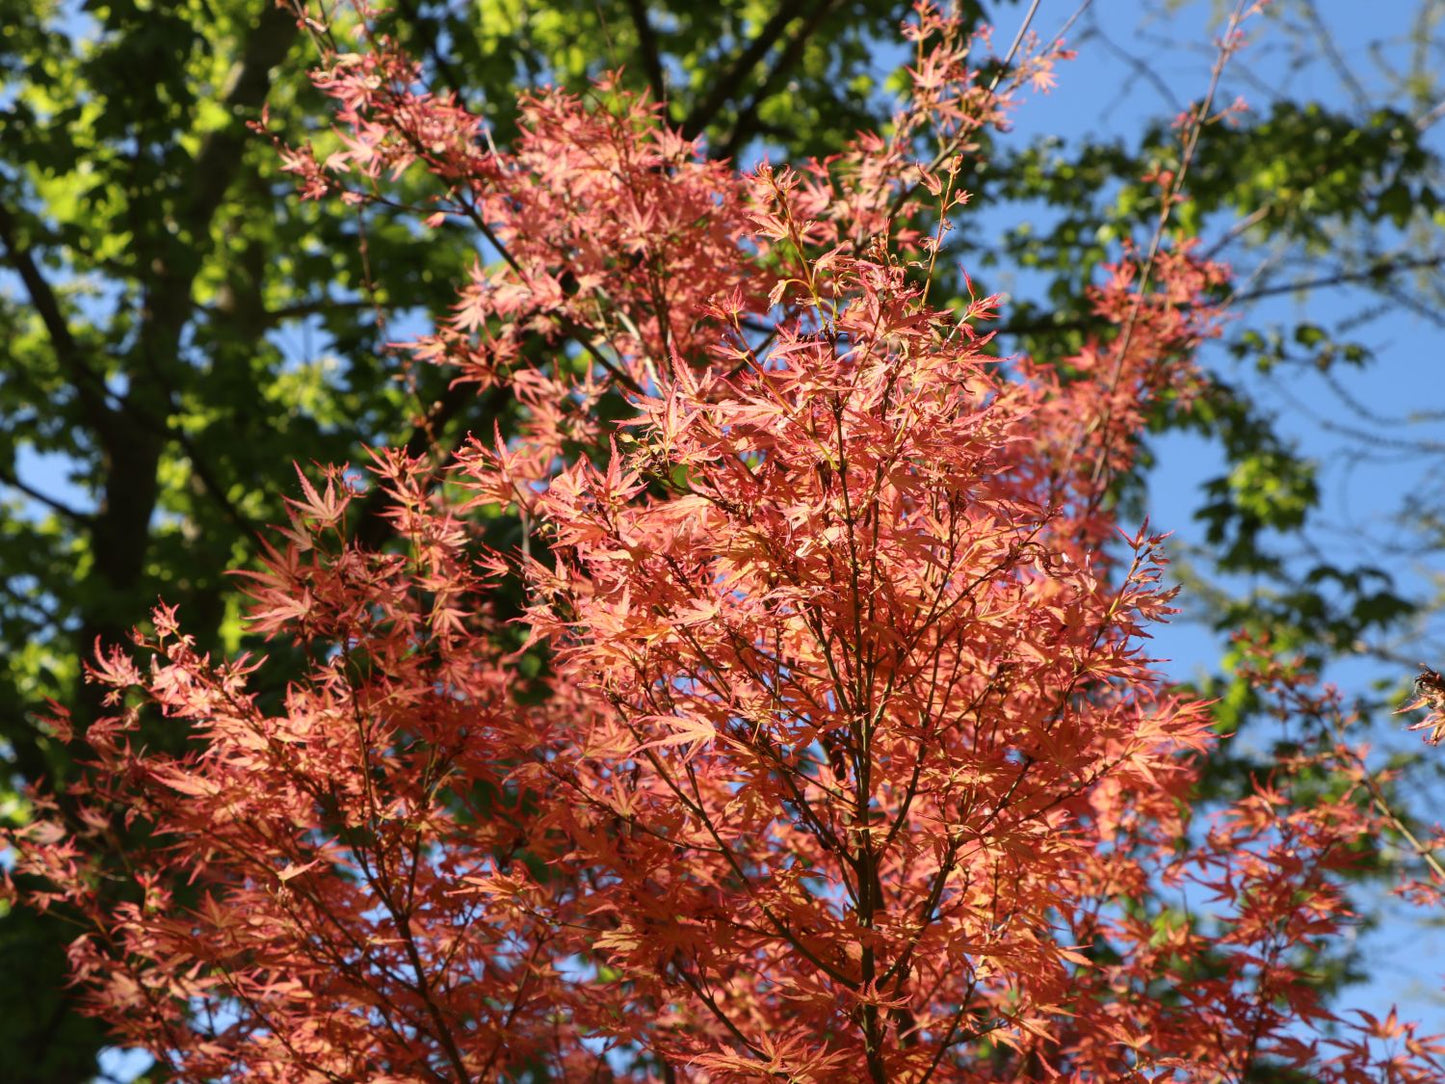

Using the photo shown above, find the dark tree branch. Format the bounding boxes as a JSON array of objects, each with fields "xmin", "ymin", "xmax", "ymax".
[
  {"xmin": 260, "ymin": 296, "xmax": 378, "ymax": 327},
  {"xmin": 71, "ymin": 0, "xmax": 299, "ymax": 727},
  {"xmin": 389, "ymin": 0, "xmax": 471, "ymax": 109},
  {"xmin": 102, "ymin": 0, "xmax": 301, "ymax": 546},
  {"xmin": 992, "ymin": 254, "xmax": 1445, "ymax": 342},
  {"xmin": 1224, "ymin": 254, "xmax": 1445, "ymax": 306},
  {"xmin": 0, "ymin": 201, "xmax": 260, "ymax": 590},
  {"xmin": 0, "ymin": 202, "xmax": 118, "ymax": 442},
  {"xmin": 715, "ymin": 0, "xmax": 844, "ymax": 162},
  {"xmin": 678, "ymin": 0, "xmax": 815, "ymax": 143},
  {"xmin": 0, "ymin": 463, "xmax": 90, "ymax": 523},
  {"xmin": 185, "ymin": 2, "xmax": 302, "ymax": 230},
  {"xmin": 0, "ymin": 580, "xmax": 61, "ymax": 627},
  {"xmin": 623, "ymin": 0, "xmax": 669, "ymax": 112}
]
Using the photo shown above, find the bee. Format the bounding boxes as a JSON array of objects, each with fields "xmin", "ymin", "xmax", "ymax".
[{"xmin": 1398, "ymin": 665, "xmax": 1445, "ymax": 745}]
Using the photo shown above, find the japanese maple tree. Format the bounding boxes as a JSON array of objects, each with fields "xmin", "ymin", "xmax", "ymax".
[{"xmin": 7, "ymin": 1, "xmax": 1445, "ymax": 1080}]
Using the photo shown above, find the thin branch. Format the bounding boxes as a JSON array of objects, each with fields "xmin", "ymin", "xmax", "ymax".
[
  {"xmin": 1329, "ymin": 716, "xmax": 1445, "ymax": 885},
  {"xmin": 0, "ymin": 580, "xmax": 62, "ymax": 626},
  {"xmin": 1298, "ymin": 0, "xmax": 1369, "ymax": 112},
  {"xmin": 1080, "ymin": 7, "xmax": 1182, "ymax": 119},
  {"xmin": 1082, "ymin": 0, "xmax": 1253, "ymax": 502},
  {"xmin": 1224, "ymin": 254, "xmax": 1445, "ymax": 306},
  {"xmin": 884, "ymin": 0, "xmax": 1050, "ymax": 228},
  {"xmin": 993, "ymin": 251, "xmax": 1445, "ymax": 344},
  {"xmin": 1202, "ymin": 205, "xmax": 1270, "ymax": 259},
  {"xmin": 0, "ymin": 462, "xmax": 91, "ymax": 523},
  {"xmin": 669, "ymin": 961, "xmax": 771, "ymax": 1063},
  {"xmin": 1416, "ymin": 97, "xmax": 1445, "ymax": 132},
  {"xmin": 258, "ymin": 296, "xmax": 377, "ymax": 326}
]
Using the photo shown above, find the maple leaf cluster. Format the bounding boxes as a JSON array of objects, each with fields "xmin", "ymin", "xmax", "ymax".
[{"xmin": 6, "ymin": 2, "xmax": 1444, "ymax": 1081}]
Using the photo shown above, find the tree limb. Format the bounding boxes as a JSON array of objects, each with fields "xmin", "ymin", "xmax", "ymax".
[
  {"xmin": 715, "ymin": 0, "xmax": 844, "ymax": 162},
  {"xmin": 624, "ymin": 0, "xmax": 669, "ymax": 111},
  {"xmin": 1224, "ymin": 254, "xmax": 1445, "ymax": 306},
  {"xmin": 0, "ymin": 202, "xmax": 118, "ymax": 442},
  {"xmin": 678, "ymin": 0, "xmax": 815, "ymax": 144}
]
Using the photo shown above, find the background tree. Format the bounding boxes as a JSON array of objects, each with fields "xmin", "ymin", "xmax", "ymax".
[{"xmin": 2, "ymin": 0, "xmax": 1442, "ymax": 1077}]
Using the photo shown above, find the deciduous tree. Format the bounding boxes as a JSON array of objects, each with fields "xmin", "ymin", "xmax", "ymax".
[{"xmin": 9, "ymin": 2, "xmax": 1445, "ymax": 1079}]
